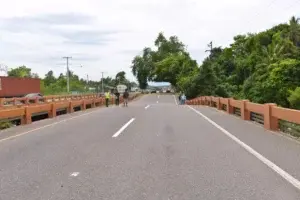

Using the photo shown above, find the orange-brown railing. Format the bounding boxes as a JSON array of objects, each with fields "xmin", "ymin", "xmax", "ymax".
[
  {"xmin": 0, "ymin": 94, "xmax": 98, "ymax": 109},
  {"xmin": 186, "ymin": 96, "xmax": 300, "ymax": 131},
  {"xmin": 0, "ymin": 93, "xmax": 139, "ymax": 125}
]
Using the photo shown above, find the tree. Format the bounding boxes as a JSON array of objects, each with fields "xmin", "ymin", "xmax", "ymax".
[
  {"xmin": 131, "ymin": 55, "xmax": 150, "ymax": 89},
  {"xmin": 288, "ymin": 87, "xmax": 300, "ymax": 109},
  {"xmin": 8, "ymin": 66, "xmax": 32, "ymax": 78},
  {"xmin": 115, "ymin": 71, "xmax": 126, "ymax": 84},
  {"xmin": 44, "ymin": 70, "xmax": 56, "ymax": 86},
  {"xmin": 130, "ymin": 17, "xmax": 300, "ymax": 107},
  {"xmin": 131, "ymin": 33, "xmax": 197, "ymax": 90},
  {"xmin": 289, "ymin": 16, "xmax": 300, "ymax": 46}
]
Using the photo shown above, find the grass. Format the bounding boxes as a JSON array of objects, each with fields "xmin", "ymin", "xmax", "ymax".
[
  {"xmin": 0, "ymin": 120, "xmax": 13, "ymax": 130},
  {"xmin": 279, "ymin": 120, "xmax": 300, "ymax": 138}
]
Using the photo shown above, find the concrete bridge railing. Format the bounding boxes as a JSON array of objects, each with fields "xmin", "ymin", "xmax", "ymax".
[
  {"xmin": 187, "ymin": 96, "xmax": 300, "ymax": 135},
  {"xmin": 0, "ymin": 93, "xmax": 140, "ymax": 126}
]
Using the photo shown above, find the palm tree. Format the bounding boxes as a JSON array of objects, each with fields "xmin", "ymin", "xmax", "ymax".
[{"xmin": 289, "ymin": 16, "xmax": 300, "ymax": 46}]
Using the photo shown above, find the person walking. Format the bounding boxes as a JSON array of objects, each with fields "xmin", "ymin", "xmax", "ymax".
[
  {"xmin": 105, "ymin": 90, "xmax": 111, "ymax": 107},
  {"xmin": 181, "ymin": 93, "xmax": 186, "ymax": 105},
  {"xmin": 123, "ymin": 89, "xmax": 129, "ymax": 107},
  {"xmin": 114, "ymin": 89, "xmax": 120, "ymax": 106}
]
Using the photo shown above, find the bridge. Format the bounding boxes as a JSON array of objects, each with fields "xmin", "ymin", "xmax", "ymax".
[{"xmin": 0, "ymin": 94, "xmax": 300, "ymax": 199}]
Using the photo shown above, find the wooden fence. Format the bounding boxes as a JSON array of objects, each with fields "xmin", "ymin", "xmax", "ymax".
[{"xmin": 186, "ymin": 96, "xmax": 300, "ymax": 134}]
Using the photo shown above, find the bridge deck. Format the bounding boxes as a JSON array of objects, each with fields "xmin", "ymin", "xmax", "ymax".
[{"xmin": 0, "ymin": 95, "xmax": 300, "ymax": 199}]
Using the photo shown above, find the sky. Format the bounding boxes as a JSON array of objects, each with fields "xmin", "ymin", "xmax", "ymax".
[{"xmin": 0, "ymin": 0, "xmax": 299, "ymax": 82}]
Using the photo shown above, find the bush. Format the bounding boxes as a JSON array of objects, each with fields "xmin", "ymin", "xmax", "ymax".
[
  {"xmin": 0, "ymin": 120, "xmax": 12, "ymax": 130},
  {"xmin": 288, "ymin": 87, "xmax": 300, "ymax": 109}
]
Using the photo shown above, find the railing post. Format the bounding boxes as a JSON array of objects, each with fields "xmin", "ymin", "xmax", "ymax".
[
  {"xmin": 25, "ymin": 107, "xmax": 32, "ymax": 124},
  {"xmin": 0, "ymin": 98, "xmax": 4, "ymax": 107},
  {"xmin": 227, "ymin": 98, "xmax": 233, "ymax": 114},
  {"xmin": 68, "ymin": 101, "xmax": 74, "ymax": 113},
  {"xmin": 20, "ymin": 107, "xmax": 26, "ymax": 125},
  {"xmin": 24, "ymin": 98, "xmax": 29, "ymax": 105},
  {"xmin": 217, "ymin": 98, "xmax": 222, "ymax": 110},
  {"xmin": 82, "ymin": 100, "xmax": 86, "ymax": 110},
  {"xmin": 264, "ymin": 103, "xmax": 278, "ymax": 131},
  {"xmin": 49, "ymin": 103, "xmax": 56, "ymax": 118},
  {"xmin": 13, "ymin": 98, "xmax": 17, "ymax": 106},
  {"xmin": 241, "ymin": 100, "xmax": 250, "ymax": 120},
  {"xmin": 91, "ymin": 99, "xmax": 95, "ymax": 108}
]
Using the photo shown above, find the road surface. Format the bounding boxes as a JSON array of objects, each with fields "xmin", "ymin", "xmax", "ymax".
[{"xmin": 1, "ymin": 94, "xmax": 300, "ymax": 200}]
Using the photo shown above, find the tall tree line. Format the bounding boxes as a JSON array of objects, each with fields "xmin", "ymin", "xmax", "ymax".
[
  {"xmin": 7, "ymin": 66, "xmax": 137, "ymax": 95},
  {"xmin": 131, "ymin": 16, "xmax": 300, "ymax": 109}
]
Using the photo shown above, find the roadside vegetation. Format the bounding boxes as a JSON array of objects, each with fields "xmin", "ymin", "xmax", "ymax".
[
  {"xmin": 131, "ymin": 16, "xmax": 300, "ymax": 110},
  {"xmin": 7, "ymin": 66, "xmax": 137, "ymax": 95}
]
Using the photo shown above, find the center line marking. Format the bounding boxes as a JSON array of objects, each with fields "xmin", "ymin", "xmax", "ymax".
[
  {"xmin": 112, "ymin": 118, "xmax": 135, "ymax": 138},
  {"xmin": 156, "ymin": 101, "xmax": 159, "ymax": 103},
  {"xmin": 187, "ymin": 105, "xmax": 300, "ymax": 190},
  {"xmin": 145, "ymin": 105, "xmax": 150, "ymax": 109}
]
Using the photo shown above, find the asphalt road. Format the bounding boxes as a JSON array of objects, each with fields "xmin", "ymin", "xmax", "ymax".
[{"xmin": 1, "ymin": 94, "xmax": 300, "ymax": 200}]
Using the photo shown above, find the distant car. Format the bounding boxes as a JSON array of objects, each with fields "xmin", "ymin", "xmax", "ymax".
[
  {"xmin": 150, "ymin": 90, "xmax": 156, "ymax": 94},
  {"xmin": 23, "ymin": 93, "xmax": 44, "ymax": 103},
  {"xmin": 24, "ymin": 93, "xmax": 43, "ymax": 99},
  {"xmin": 166, "ymin": 90, "xmax": 171, "ymax": 93}
]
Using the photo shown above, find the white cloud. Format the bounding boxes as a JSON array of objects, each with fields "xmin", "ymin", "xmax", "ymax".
[{"xmin": 0, "ymin": 0, "xmax": 299, "ymax": 81}]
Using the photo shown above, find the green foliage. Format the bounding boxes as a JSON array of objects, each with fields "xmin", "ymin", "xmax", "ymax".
[
  {"xmin": 0, "ymin": 120, "xmax": 12, "ymax": 130},
  {"xmin": 131, "ymin": 32, "xmax": 198, "ymax": 90},
  {"xmin": 131, "ymin": 16, "xmax": 300, "ymax": 109},
  {"xmin": 8, "ymin": 66, "xmax": 33, "ymax": 78},
  {"xmin": 8, "ymin": 66, "xmax": 137, "ymax": 95},
  {"xmin": 288, "ymin": 87, "xmax": 300, "ymax": 109}
]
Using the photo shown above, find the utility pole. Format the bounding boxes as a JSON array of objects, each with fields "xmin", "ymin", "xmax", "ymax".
[
  {"xmin": 204, "ymin": 41, "xmax": 213, "ymax": 95},
  {"xmin": 62, "ymin": 56, "xmax": 72, "ymax": 93},
  {"xmin": 101, "ymin": 72, "xmax": 105, "ymax": 93},
  {"xmin": 86, "ymin": 74, "xmax": 89, "ymax": 91}
]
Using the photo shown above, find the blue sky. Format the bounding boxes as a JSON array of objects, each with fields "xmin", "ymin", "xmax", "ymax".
[{"xmin": 0, "ymin": 0, "xmax": 299, "ymax": 82}]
